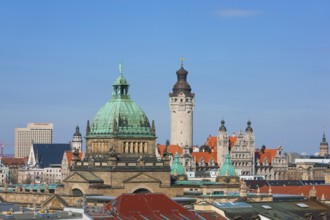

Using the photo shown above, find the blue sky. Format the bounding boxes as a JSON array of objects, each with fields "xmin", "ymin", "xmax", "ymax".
[{"xmin": 0, "ymin": 1, "xmax": 329, "ymax": 155}]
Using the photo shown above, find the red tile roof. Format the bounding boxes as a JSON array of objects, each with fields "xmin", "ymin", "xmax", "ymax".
[
  {"xmin": 252, "ymin": 185, "xmax": 330, "ymax": 200},
  {"xmin": 65, "ymin": 151, "xmax": 83, "ymax": 166},
  {"xmin": 205, "ymin": 136, "xmax": 217, "ymax": 150},
  {"xmin": 255, "ymin": 148, "xmax": 278, "ymax": 164},
  {"xmin": 157, "ymin": 144, "xmax": 183, "ymax": 157},
  {"xmin": 192, "ymin": 151, "xmax": 217, "ymax": 164},
  {"xmin": 229, "ymin": 136, "xmax": 237, "ymax": 149},
  {"xmin": 1, "ymin": 157, "xmax": 27, "ymax": 166},
  {"xmin": 106, "ymin": 193, "xmax": 203, "ymax": 220}
]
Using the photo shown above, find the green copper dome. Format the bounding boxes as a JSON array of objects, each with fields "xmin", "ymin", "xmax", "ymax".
[
  {"xmin": 171, "ymin": 152, "xmax": 185, "ymax": 175},
  {"xmin": 219, "ymin": 153, "xmax": 236, "ymax": 176},
  {"xmin": 89, "ymin": 72, "xmax": 155, "ymax": 138}
]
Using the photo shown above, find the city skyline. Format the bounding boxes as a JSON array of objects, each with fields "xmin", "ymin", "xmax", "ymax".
[{"xmin": 0, "ymin": 1, "xmax": 329, "ymax": 155}]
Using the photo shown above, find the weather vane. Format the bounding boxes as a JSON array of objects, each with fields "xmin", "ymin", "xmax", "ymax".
[{"xmin": 180, "ymin": 57, "xmax": 187, "ymax": 67}]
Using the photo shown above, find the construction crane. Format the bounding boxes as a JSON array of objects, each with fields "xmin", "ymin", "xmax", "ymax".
[{"xmin": 0, "ymin": 142, "xmax": 14, "ymax": 158}]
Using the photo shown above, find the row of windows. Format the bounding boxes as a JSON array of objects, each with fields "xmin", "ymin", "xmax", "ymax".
[
  {"xmin": 45, "ymin": 170, "xmax": 61, "ymax": 172},
  {"xmin": 171, "ymin": 98, "xmax": 193, "ymax": 103},
  {"xmin": 91, "ymin": 142, "xmax": 110, "ymax": 153},
  {"xmin": 233, "ymin": 162, "xmax": 250, "ymax": 167},
  {"xmin": 123, "ymin": 142, "xmax": 148, "ymax": 153},
  {"xmin": 232, "ymin": 154, "xmax": 250, "ymax": 159}
]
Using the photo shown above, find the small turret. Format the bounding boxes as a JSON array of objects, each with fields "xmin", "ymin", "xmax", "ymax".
[
  {"xmin": 245, "ymin": 120, "xmax": 253, "ymax": 133},
  {"xmin": 71, "ymin": 125, "xmax": 83, "ymax": 152},
  {"xmin": 86, "ymin": 120, "xmax": 90, "ymax": 136},
  {"xmin": 216, "ymin": 153, "xmax": 239, "ymax": 183},
  {"xmin": 170, "ymin": 152, "xmax": 187, "ymax": 180},
  {"xmin": 152, "ymin": 120, "xmax": 156, "ymax": 135},
  {"xmin": 219, "ymin": 119, "xmax": 227, "ymax": 132}
]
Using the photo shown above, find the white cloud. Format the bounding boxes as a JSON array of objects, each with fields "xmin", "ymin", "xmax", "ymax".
[{"xmin": 216, "ymin": 9, "xmax": 261, "ymax": 17}]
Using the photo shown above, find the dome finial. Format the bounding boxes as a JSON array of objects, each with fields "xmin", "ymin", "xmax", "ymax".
[{"xmin": 119, "ymin": 60, "xmax": 123, "ymax": 76}]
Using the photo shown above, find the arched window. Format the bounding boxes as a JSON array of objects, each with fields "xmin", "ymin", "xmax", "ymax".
[{"xmin": 72, "ymin": 188, "xmax": 83, "ymax": 196}]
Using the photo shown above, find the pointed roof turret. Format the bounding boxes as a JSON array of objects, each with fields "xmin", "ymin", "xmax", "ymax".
[
  {"xmin": 219, "ymin": 153, "xmax": 236, "ymax": 176},
  {"xmin": 321, "ymin": 131, "xmax": 328, "ymax": 146},
  {"xmin": 169, "ymin": 62, "xmax": 194, "ymax": 98},
  {"xmin": 73, "ymin": 125, "xmax": 82, "ymax": 137},
  {"xmin": 170, "ymin": 152, "xmax": 185, "ymax": 175},
  {"xmin": 86, "ymin": 120, "xmax": 90, "ymax": 136}
]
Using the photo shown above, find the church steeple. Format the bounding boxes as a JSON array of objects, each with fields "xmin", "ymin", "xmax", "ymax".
[
  {"xmin": 320, "ymin": 130, "xmax": 328, "ymax": 156},
  {"xmin": 321, "ymin": 131, "xmax": 328, "ymax": 145}
]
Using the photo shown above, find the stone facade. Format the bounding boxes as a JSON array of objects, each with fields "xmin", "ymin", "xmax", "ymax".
[
  {"xmin": 288, "ymin": 162, "xmax": 328, "ymax": 180},
  {"xmin": 255, "ymin": 146, "xmax": 289, "ymax": 180},
  {"xmin": 217, "ymin": 120, "xmax": 256, "ymax": 176},
  {"xmin": 63, "ymin": 165, "xmax": 182, "ymax": 197},
  {"xmin": 324, "ymin": 167, "xmax": 330, "ymax": 183}
]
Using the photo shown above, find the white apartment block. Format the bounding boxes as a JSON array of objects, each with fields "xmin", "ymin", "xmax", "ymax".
[{"xmin": 15, "ymin": 123, "xmax": 53, "ymax": 158}]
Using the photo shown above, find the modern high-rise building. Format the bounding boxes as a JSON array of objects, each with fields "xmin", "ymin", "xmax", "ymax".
[
  {"xmin": 15, "ymin": 123, "xmax": 53, "ymax": 158},
  {"xmin": 169, "ymin": 64, "xmax": 195, "ymax": 147}
]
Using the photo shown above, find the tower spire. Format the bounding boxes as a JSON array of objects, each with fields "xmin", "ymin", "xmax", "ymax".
[{"xmin": 320, "ymin": 128, "xmax": 328, "ymax": 156}]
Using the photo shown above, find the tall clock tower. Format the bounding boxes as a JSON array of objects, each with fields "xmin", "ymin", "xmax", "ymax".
[{"xmin": 169, "ymin": 63, "xmax": 195, "ymax": 147}]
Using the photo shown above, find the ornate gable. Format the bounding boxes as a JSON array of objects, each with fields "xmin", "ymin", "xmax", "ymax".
[
  {"xmin": 42, "ymin": 194, "xmax": 68, "ymax": 210},
  {"xmin": 63, "ymin": 172, "xmax": 90, "ymax": 183},
  {"xmin": 123, "ymin": 172, "xmax": 161, "ymax": 184}
]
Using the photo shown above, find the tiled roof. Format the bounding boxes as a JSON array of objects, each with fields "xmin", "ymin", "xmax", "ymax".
[
  {"xmin": 252, "ymin": 185, "xmax": 330, "ymax": 200},
  {"xmin": 255, "ymin": 148, "xmax": 278, "ymax": 164},
  {"xmin": 1, "ymin": 157, "xmax": 26, "ymax": 166},
  {"xmin": 205, "ymin": 136, "xmax": 217, "ymax": 150},
  {"xmin": 250, "ymin": 200, "xmax": 330, "ymax": 220},
  {"xmin": 33, "ymin": 144, "xmax": 71, "ymax": 168},
  {"xmin": 157, "ymin": 144, "xmax": 183, "ymax": 156},
  {"xmin": 244, "ymin": 180, "xmax": 269, "ymax": 189},
  {"xmin": 268, "ymin": 180, "xmax": 303, "ymax": 186},
  {"xmin": 191, "ymin": 151, "xmax": 217, "ymax": 163},
  {"xmin": 106, "ymin": 193, "xmax": 203, "ymax": 219},
  {"xmin": 229, "ymin": 136, "xmax": 237, "ymax": 148},
  {"xmin": 65, "ymin": 151, "xmax": 83, "ymax": 166}
]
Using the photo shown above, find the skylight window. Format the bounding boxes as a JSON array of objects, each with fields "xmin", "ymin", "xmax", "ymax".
[
  {"xmin": 262, "ymin": 205, "xmax": 272, "ymax": 209},
  {"xmin": 297, "ymin": 203, "xmax": 309, "ymax": 208},
  {"xmin": 160, "ymin": 214, "xmax": 170, "ymax": 220},
  {"xmin": 179, "ymin": 213, "xmax": 190, "ymax": 220}
]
